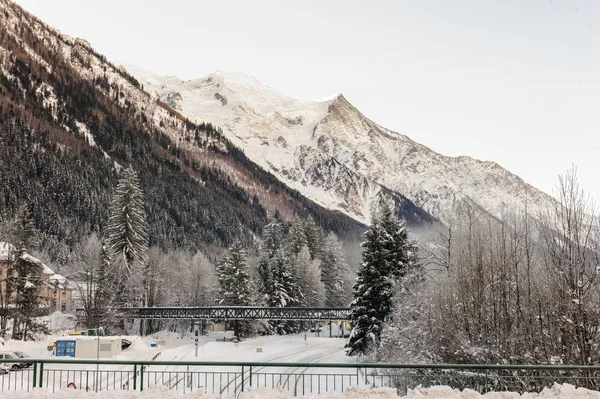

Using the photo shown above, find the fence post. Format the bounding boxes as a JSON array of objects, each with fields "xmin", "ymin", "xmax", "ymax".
[
  {"xmin": 249, "ymin": 366, "xmax": 253, "ymax": 387},
  {"xmin": 140, "ymin": 365, "xmax": 145, "ymax": 392},
  {"xmin": 32, "ymin": 362, "xmax": 37, "ymax": 390},
  {"xmin": 38, "ymin": 363, "xmax": 44, "ymax": 388},
  {"xmin": 133, "ymin": 364, "xmax": 137, "ymax": 390},
  {"xmin": 241, "ymin": 366, "xmax": 245, "ymax": 393}
]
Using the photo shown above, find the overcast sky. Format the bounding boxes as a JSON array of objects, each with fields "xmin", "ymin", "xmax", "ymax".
[{"xmin": 14, "ymin": 0, "xmax": 600, "ymax": 204}]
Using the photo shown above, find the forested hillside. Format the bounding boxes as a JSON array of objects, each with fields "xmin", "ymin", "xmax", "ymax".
[{"xmin": 0, "ymin": 0, "xmax": 434, "ymax": 265}]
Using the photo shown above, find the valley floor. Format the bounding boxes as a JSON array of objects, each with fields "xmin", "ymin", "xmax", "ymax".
[{"xmin": 1, "ymin": 332, "xmax": 597, "ymax": 397}]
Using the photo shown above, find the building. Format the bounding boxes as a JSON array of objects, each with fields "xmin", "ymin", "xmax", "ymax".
[
  {"xmin": 55, "ymin": 336, "xmax": 122, "ymax": 358},
  {"xmin": 0, "ymin": 242, "xmax": 75, "ymax": 314},
  {"xmin": 47, "ymin": 274, "xmax": 74, "ymax": 313}
]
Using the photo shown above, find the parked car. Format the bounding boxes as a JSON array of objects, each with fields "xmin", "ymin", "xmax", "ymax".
[
  {"xmin": 0, "ymin": 363, "xmax": 8, "ymax": 375},
  {"xmin": 0, "ymin": 351, "xmax": 33, "ymax": 370}
]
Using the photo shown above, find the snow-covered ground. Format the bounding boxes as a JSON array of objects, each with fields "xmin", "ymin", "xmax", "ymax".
[
  {"xmin": 0, "ymin": 329, "xmax": 354, "ymax": 395},
  {"xmin": 2, "ymin": 331, "xmax": 597, "ymax": 398},
  {"xmin": 2, "ymin": 383, "xmax": 600, "ymax": 398}
]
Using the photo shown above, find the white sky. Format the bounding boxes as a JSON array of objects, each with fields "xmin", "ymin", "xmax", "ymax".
[{"xmin": 13, "ymin": 0, "xmax": 600, "ymax": 204}]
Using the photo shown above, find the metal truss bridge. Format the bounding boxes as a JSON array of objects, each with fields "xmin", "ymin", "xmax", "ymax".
[{"xmin": 122, "ymin": 307, "xmax": 351, "ymax": 321}]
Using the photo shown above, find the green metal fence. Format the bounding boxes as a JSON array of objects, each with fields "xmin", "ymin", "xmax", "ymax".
[{"xmin": 3, "ymin": 359, "xmax": 600, "ymax": 396}]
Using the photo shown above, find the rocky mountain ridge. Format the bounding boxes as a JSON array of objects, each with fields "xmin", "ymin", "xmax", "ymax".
[
  {"xmin": 130, "ymin": 67, "xmax": 554, "ymax": 225},
  {"xmin": 0, "ymin": 0, "xmax": 395, "ymax": 261}
]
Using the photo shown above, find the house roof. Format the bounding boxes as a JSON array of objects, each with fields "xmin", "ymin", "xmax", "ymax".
[
  {"xmin": 49, "ymin": 274, "xmax": 71, "ymax": 290},
  {"xmin": 21, "ymin": 253, "xmax": 55, "ymax": 275},
  {"xmin": 0, "ymin": 241, "xmax": 57, "ymax": 277},
  {"xmin": 50, "ymin": 273, "xmax": 66, "ymax": 282}
]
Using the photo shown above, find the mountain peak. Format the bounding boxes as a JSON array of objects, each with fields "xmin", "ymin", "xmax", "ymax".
[
  {"xmin": 206, "ymin": 70, "xmax": 266, "ymax": 89},
  {"xmin": 129, "ymin": 66, "xmax": 554, "ymax": 226},
  {"xmin": 317, "ymin": 93, "xmax": 344, "ymax": 103}
]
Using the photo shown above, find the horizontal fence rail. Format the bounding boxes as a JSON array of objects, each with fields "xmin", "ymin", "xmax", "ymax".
[
  {"xmin": 3, "ymin": 359, "xmax": 600, "ymax": 396},
  {"xmin": 122, "ymin": 306, "xmax": 352, "ymax": 321}
]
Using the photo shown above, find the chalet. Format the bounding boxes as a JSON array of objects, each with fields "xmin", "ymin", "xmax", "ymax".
[{"xmin": 0, "ymin": 242, "xmax": 74, "ymax": 313}]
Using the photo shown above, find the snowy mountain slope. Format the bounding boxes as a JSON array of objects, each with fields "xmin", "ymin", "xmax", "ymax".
[
  {"xmin": 0, "ymin": 0, "xmax": 371, "ymax": 252},
  {"xmin": 130, "ymin": 67, "xmax": 554, "ymax": 225}
]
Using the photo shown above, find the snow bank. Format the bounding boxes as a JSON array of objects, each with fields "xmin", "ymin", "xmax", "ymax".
[
  {"xmin": 406, "ymin": 383, "xmax": 600, "ymax": 398},
  {"xmin": 238, "ymin": 386, "xmax": 398, "ymax": 398},
  {"xmin": 4, "ymin": 383, "xmax": 600, "ymax": 398},
  {"xmin": 0, "ymin": 386, "xmax": 215, "ymax": 398}
]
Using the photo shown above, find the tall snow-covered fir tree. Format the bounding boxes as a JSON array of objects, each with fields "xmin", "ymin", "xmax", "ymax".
[
  {"xmin": 216, "ymin": 241, "xmax": 253, "ymax": 337},
  {"xmin": 257, "ymin": 219, "xmax": 283, "ymax": 306},
  {"xmin": 286, "ymin": 218, "xmax": 308, "ymax": 256},
  {"xmin": 346, "ymin": 201, "xmax": 418, "ymax": 356},
  {"xmin": 265, "ymin": 248, "xmax": 302, "ymax": 308},
  {"xmin": 105, "ymin": 166, "xmax": 148, "ymax": 307},
  {"xmin": 268, "ymin": 247, "xmax": 303, "ymax": 333},
  {"xmin": 216, "ymin": 241, "xmax": 252, "ymax": 306},
  {"xmin": 303, "ymin": 219, "xmax": 325, "ymax": 260}
]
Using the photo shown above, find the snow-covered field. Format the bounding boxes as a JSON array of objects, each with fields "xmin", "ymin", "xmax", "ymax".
[{"xmin": 0, "ymin": 329, "xmax": 354, "ymax": 395}]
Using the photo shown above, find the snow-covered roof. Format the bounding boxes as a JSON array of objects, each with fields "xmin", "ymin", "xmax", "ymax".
[
  {"xmin": 49, "ymin": 273, "xmax": 66, "ymax": 282},
  {"xmin": 21, "ymin": 253, "xmax": 55, "ymax": 275},
  {"xmin": 49, "ymin": 274, "xmax": 71, "ymax": 290},
  {"xmin": 0, "ymin": 242, "xmax": 55, "ymax": 275}
]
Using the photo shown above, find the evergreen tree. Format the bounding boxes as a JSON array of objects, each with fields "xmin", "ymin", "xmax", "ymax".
[
  {"xmin": 9, "ymin": 204, "xmax": 45, "ymax": 340},
  {"xmin": 216, "ymin": 241, "xmax": 252, "ymax": 306},
  {"xmin": 268, "ymin": 248, "xmax": 303, "ymax": 333},
  {"xmin": 320, "ymin": 232, "xmax": 349, "ymax": 307},
  {"xmin": 286, "ymin": 218, "xmax": 308, "ymax": 256},
  {"xmin": 303, "ymin": 219, "xmax": 325, "ymax": 260},
  {"xmin": 105, "ymin": 166, "xmax": 148, "ymax": 306},
  {"xmin": 216, "ymin": 241, "xmax": 252, "ymax": 338},
  {"xmin": 265, "ymin": 249, "xmax": 292, "ymax": 308},
  {"xmin": 261, "ymin": 219, "xmax": 283, "ymax": 259},
  {"xmin": 257, "ymin": 220, "xmax": 283, "ymax": 306},
  {"xmin": 346, "ymin": 201, "xmax": 418, "ymax": 356},
  {"xmin": 10, "ymin": 205, "xmax": 36, "ymax": 253}
]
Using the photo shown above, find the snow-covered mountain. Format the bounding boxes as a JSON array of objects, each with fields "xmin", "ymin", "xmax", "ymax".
[
  {"xmin": 0, "ymin": 0, "xmax": 374, "ymax": 254},
  {"xmin": 130, "ymin": 68, "xmax": 554, "ymax": 225}
]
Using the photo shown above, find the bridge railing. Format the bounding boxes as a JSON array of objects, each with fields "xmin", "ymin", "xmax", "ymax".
[
  {"xmin": 123, "ymin": 306, "xmax": 352, "ymax": 321},
  {"xmin": 3, "ymin": 359, "xmax": 600, "ymax": 396}
]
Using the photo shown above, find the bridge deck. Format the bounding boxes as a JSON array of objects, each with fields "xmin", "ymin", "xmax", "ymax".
[{"xmin": 123, "ymin": 307, "xmax": 351, "ymax": 321}]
